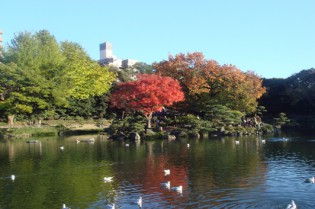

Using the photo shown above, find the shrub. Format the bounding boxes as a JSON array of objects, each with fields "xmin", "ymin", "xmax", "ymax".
[{"xmin": 108, "ymin": 115, "xmax": 147, "ymax": 138}]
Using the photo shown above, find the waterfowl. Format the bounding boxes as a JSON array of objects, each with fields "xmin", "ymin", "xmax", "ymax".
[
  {"xmin": 26, "ymin": 140, "xmax": 40, "ymax": 143},
  {"xmin": 107, "ymin": 203, "xmax": 115, "ymax": 209},
  {"xmin": 261, "ymin": 139, "xmax": 266, "ymax": 144},
  {"xmin": 171, "ymin": 185, "xmax": 183, "ymax": 193},
  {"xmin": 304, "ymin": 176, "xmax": 315, "ymax": 183},
  {"xmin": 62, "ymin": 203, "xmax": 70, "ymax": 209},
  {"xmin": 187, "ymin": 143, "xmax": 190, "ymax": 148},
  {"xmin": 235, "ymin": 140, "xmax": 240, "ymax": 145},
  {"xmin": 164, "ymin": 169, "xmax": 170, "ymax": 176},
  {"xmin": 160, "ymin": 181, "xmax": 171, "ymax": 189},
  {"xmin": 104, "ymin": 177, "xmax": 113, "ymax": 182},
  {"xmin": 11, "ymin": 174, "xmax": 15, "ymax": 181},
  {"xmin": 137, "ymin": 196, "xmax": 142, "ymax": 208},
  {"xmin": 77, "ymin": 138, "xmax": 95, "ymax": 143},
  {"xmin": 60, "ymin": 146, "xmax": 64, "ymax": 150},
  {"xmin": 125, "ymin": 143, "xmax": 130, "ymax": 147},
  {"xmin": 286, "ymin": 200, "xmax": 296, "ymax": 209}
]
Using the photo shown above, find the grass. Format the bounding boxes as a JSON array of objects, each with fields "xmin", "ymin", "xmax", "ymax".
[
  {"xmin": 0, "ymin": 119, "xmax": 111, "ymax": 138},
  {"xmin": 4, "ymin": 126, "xmax": 58, "ymax": 137}
]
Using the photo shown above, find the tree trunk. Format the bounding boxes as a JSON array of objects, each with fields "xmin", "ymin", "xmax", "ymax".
[
  {"xmin": 146, "ymin": 112, "xmax": 153, "ymax": 129},
  {"xmin": 7, "ymin": 115, "xmax": 15, "ymax": 127}
]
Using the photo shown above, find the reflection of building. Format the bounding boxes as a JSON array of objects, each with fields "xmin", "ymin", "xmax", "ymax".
[{"xmin": 99, "ymin": 42, "xmax": 137, "ymax": 69}]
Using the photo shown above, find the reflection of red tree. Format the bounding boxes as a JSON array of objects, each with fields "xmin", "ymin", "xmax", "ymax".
[{"xmin": 132, "ymin": 145, "xmax": 190, "ymax": 205}]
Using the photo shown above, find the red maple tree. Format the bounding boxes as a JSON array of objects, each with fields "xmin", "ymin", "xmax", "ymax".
[{"xmin": 110, "ymin": 74, "xmax": 185, "ymax": 129}]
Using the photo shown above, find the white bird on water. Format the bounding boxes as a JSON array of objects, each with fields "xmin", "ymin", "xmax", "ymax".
[
  {"xmin": 235, "ymin": 140, "xmax": 240, "ymax": 145},
  {"xmin": 62, "ymin": 203, "xmax": 70, "ymax": 209},
  {"xmin": 11, "ymin": 174, "xmax": 15, "ymax": 181},
  {"xmin": 160, "ymin": 181, "xmax": 171, "ymax": 189},
  {"xmin": 286, "ymin": 200, "xmax": 297, "ymax": 209},
  {"xmin": 304, "ymin": 176, "xmax": 315, "ymax": 183},
  {"xmin": 107, "ymin": 203, "xmax": 115, "ymax": 209},
  {"xmin": 171, "ymin": 185, "xmax": 183, "ymax": 193},
  {"xmin": 164, "ymin": 169, "xmax": 170, "ymax": 176},
  {"xmin": 261, "ymin": 139, "xmax": 266, "ymax": 144},
  {"xmin": 187, "ymin": 143, "xmax": 190, "ymax": 148},
  {"xmin": 137, "ymin": 196, "xmax": 142, "ymax": 208},
  {"xmin": 60, "ymin": 146, "xmax": 64, "ymax": 150},
  {"xmin": 104, "ymin": 177, "xmax": 113, "ymax": 182}
]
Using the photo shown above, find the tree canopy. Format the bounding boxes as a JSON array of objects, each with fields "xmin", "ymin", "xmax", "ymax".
[
  {"xmin": 0, "ymin": 30, "xmax": 116, "ymax": 124},
  {"xmin": 259, "ymin": 68, "xmax": 315, "ymax": 129},
  {"xmin": 153, "ymin": 52, "xmax": 266, "ymax": 114},
  {"xmin": 109, "ymin": 74, "xmax": 185, "ymax": 128}
]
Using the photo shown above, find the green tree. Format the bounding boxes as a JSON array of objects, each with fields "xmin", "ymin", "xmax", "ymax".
[
  {"xmin": 132, "ymin": 62, "xmax": 155, "ymax": 74},
  {"xmin": 60, "ymin": 41, "xmax": 116, "ymax": 99},
  {"xmin": 0, "ymin": 30, "xmax": 65, "ymax": 125},
  {"xmin": 204, "ymin": 105, "xmax": 244, "ymax": 127},
  {"xmin": 0, "ymin": 30, "xmax": 116, "ymax": 125},
  {"xmin": 273, "ymin": 112, "xmax": 290, "ymax": 129}
]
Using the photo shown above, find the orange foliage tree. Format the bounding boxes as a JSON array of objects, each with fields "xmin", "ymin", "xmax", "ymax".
[
  {"xmin": 153, "ymin": 52, "xmax": 266, "ymax": 113},
  {"xmin": 109, "ymin": 74, "xmax": 185, "ymax": 129}
]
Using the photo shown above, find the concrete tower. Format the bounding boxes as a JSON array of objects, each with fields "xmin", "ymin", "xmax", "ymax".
[{"xmin": 99, "ymin": 42, "xmax": 113, "ymax": 60}]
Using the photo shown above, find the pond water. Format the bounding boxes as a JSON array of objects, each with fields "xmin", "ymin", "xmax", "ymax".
[{"xmin": 1, "ymin": 133, "xmax": 315, "ymax": 209}]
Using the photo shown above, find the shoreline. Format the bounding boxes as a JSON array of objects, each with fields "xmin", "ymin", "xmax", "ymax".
[{"xmin": 0, "ymin": 120, "xmax": 110, "ymax": 139}]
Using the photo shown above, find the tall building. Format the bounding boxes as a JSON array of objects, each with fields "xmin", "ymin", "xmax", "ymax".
[
  {"xmin": 122, "ymin": 59, "xmax": 138, "ymax": 69},
  {"xmin": 99, "ymin": 42, "xmax": 113, "ymax": 59},
  {"xmin": 99, "ymin": 42, "xmax": 122, "ymax": 68},
  {"xmin": 99, "ymin": 41, "xmax": 137, "ymax": 69}
]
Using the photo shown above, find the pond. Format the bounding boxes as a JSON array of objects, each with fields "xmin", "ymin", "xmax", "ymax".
[{"xmin": 1, "ymin": 133, "xmax": 315, "ymax": 209}]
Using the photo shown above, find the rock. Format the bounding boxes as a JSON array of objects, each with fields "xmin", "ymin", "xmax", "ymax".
[
  {"xmin": 129, "ymin": 132, "xmax": 141, "ymax": 140},
  {"xmin": 167, "ymin": 135, "xmax": 176, "ymax": 140}
]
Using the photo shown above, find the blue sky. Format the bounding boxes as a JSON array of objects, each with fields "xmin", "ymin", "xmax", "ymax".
[{"xmin": 1, "ymin": 0, "xmax": 314, "ymax": 78}]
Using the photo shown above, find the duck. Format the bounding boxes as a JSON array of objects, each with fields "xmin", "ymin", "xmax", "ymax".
[
  {"xmin": 235, "ymin": 140, "xmax": 240, "ymax": 145},
  {"xmin": 187, "ymin": 143, "xmax": 190, "ymax": 148},
  {"xmin": 137, "ymin": 196, "xmax": 142, "ymax": 208},
  {"xmin": 62, "ymin": 203, "xmax": 70, "ymax": 209},
  {"xmin": 125, "ymin": 143, "xmax": 130, "ymax": 147},
  {"xmin": 160, "ymin": 181, "xmax": 171, "ymax": 189},
  {"xmin": 77, "ymin": 138, "xmax": 95, "ymax": 143},
  {"xmin": 11, "ymin": 174, "xmax": 15, "ymax": 181},
  {"xmin": 60, "ymin": 146, "xmax": 64, "ymax": 150},
  {"xmin": 261, "ymin": 139, "xmax": 266, "ymax": 144},
  {"xmin": 104, "ymin": 177, "xmax": 113, "ymax": 182},
  {"xmin": 26, "ymin": 140, "xmax": 40, "ymax": 144},
  {"xmin": 164, "ymin": 169, "xmax": 170, "ymax": 176},
  {"xmin": 107, "ymin": 203, "xmax": 115, "ymax": 209},
  {"xmin": 286, "ymin": 200, "xmax": 297, "ymax": 209},
  {"xmin": 171, "ymin": 185, "xmax": 183, "ymax": 193},
  {"xmin": 304, "ymin": 176, "xmax": 315, "ymax": 183}
]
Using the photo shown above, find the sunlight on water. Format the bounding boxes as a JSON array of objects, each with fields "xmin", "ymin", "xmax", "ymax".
[{"xmin": 1, "ymin": 134, "xmax": 315, "ymax": 208}]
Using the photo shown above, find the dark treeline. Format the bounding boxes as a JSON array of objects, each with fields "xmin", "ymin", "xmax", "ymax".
[{"xmin": 259, "ymin": 68, "xmax": 315, "ymax": 130}]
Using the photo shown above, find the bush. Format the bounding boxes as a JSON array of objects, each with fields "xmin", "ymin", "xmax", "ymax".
[
  {"xmin": 178, "ymin": 114, "xmax": 202, "ymax": 130},
  {"xmin": 108, "ymin": 115, "xmax": 147, "ymax": 138},
  {"xmin": 260, "ymin": 123, "xmax": 273, "ymax": 133},
  {"xmin": 143, "ymin": 132, "xmax": 166, "ymax": 140}
]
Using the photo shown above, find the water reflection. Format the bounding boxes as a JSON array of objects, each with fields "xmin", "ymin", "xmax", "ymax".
[{"xmin": 0, "ymin": 134, "xmax": 315, "ymax": 208}]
